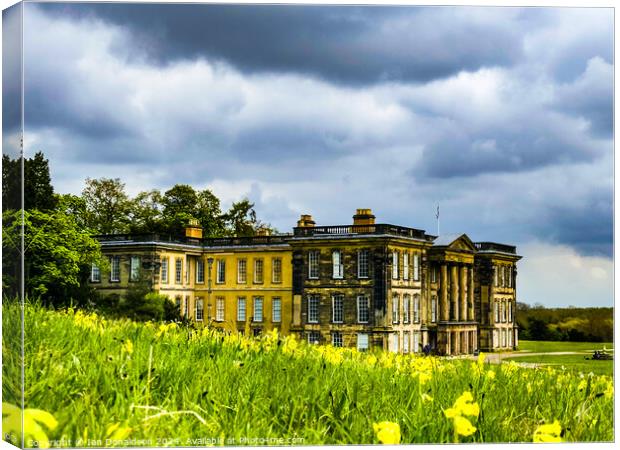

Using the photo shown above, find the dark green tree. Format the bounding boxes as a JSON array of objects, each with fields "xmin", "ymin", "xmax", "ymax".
[
  {"xmin": 2, "ymin": 208, "xmax": 107, "ymax": 305},
  {"xmin": 3, "ymin": 151, "xmax": 56, "ymax": 211},
  {"xmin": 128, "ymin": 189, "xmax": 165, "ymax": 234},
  {"xmin": 82, "ymin": 177, "xmax": 131, "ymax": 234}
]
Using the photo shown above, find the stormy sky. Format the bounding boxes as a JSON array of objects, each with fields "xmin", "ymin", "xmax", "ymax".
[{"xmin": 2, "ymin": 2, "xmax": 614, "ymax": 307}]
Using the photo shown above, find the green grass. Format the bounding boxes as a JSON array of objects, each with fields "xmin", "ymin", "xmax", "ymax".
[
  {"xmin": 505, "ymin": 354, "xmax": 613, "ymax": 377},
  {"xmin": 2, "ymin": 301, "xmax": 614, "ymax": 446},
  {"xmin": 517, "ymin": 340, "xmax": 614, "ymax": 353}
]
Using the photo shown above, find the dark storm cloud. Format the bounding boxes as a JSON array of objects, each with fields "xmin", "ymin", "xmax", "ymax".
[
  {"xmin": 37, "ymin": 3, "xmax": 523, "ymax": 85},
  {"xmin": 2, "ymin": 3, "xmax": 22, "ymax": 157}
]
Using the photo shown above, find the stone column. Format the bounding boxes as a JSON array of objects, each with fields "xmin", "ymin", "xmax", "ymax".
[
  {"xmin": 451, "ymin": 264, "xmax": 459, "ymax": 320},
  {"xmin": 460, "ymin": 266, "xmax": 467, "ymax": 322},
  {"xmin": 441, "ymin": 264, "xmax": 448, "ymax": 321},
  {"xmin": 468, "ymin": 266, "xmax": 475, "ymax": 321},
  {"xmin": 455, "ymin": 331, "xmax": 460, "ymax": 355}
]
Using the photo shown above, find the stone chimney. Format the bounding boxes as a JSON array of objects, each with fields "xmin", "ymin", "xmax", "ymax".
[
  {"xmin": 185, "ymin": 218, "xmax": 203, "ymax": 239},
  {"xmin": 256, "ymin": 227, "xmax": 271, "ymax": 236},
  {"xmin": 297, "ymin": 214, "xmax": 316, "ymax": 228},
  {"xmin": 353, "ymin": 208, "xmax": 375, "ymax": 226}
]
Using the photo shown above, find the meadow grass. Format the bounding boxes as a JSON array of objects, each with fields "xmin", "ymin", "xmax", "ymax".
[{"xmin": 2, "ymin": 300, "xmax": 614, "ymax": 446}]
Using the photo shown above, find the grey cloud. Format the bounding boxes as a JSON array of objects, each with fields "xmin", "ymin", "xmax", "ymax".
[
  {"xmin": 2, "ymin": 3, "xmax": 22, "ymax": 157},
  {"xmin": 36, "ymin": 3, "xmax": 524, "ymax": 85}
]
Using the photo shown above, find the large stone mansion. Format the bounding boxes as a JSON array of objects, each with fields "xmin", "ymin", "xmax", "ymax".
[{"xmin": 90, "ymin": 209, "xmax": 521, "ymax": 355}]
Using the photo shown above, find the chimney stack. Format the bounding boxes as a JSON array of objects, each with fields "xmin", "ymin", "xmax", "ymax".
[
  {"xmin": 353, "ymin": 208, "xmax": 375, "ymax": 226},
  {"xmin": 297, "ymin": 214, "xmax": 316, "ymax": 228},
  {"xmin": 185, "ymin": 218, "xmax": 203, "ymax": 239}
]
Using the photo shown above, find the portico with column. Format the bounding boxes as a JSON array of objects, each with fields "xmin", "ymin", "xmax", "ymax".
[{"xmin": 429, "ymin": 234, "xmax": 479, "ymax": 356}]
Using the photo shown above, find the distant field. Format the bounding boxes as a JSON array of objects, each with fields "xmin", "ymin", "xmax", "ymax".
[
  {"xmin": 507, "ymin": 341, "xmax": 614, "ymax": 377},
  {"xmin": 505, "ymin": 354, "xmax": 613, "ymax": 377},
  {"xmin": 517, "ymin": 340, "xmax": 613, "ymax": 353}
]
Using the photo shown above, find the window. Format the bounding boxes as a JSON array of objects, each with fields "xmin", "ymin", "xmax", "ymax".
[
  {"xmin": 110, "ymin": 256, "xmax": 120, "ymax": 282},
  {"xmin": 392, "ymin": 251, "xmax": 399, "ymax": 279},
  {"xmin": 502, "ymin": 300, "xmax": 507, "ymax": 322},
  {"xmin": 494, "ymin": 266, "xmax": 498, "ymax": 287},
  {"xmin": 413, "ymin": 254, "xmax": 420, "ymax": 281},
  {"xmin": 332, "ymin": 250, "xmax": 343, "ymax": 279},
  {"xmin": 175, "ymin": 297, "xmax": 181, "ymax": 310},
  {"xmin": 184, "ymin": 296, "xmax": 189, "ymax": 318},
  {"xmin": 237, "ymin": 259, "xmax": 247, "ymax": 283},
  {"xmin": 403, "ymin": 332, "xmax": 410, "ymax": 353},
  {"xmin": 308, "ymin": 251, "xmax": 320, "ymax": 279},
  {"xmin": 185, "ymin": 256, "xmax": 190, "ymax": 284},
  {"xmin": 196, "ymin": 259, "xmax": 205, "ymax": 283},
  {"xmin": 431, "ymin": 265, "xmax": 437, "ymax": 283},
  {"xmin": 161, "ymin": 257, "xmax": 169, "ymax": 283},
  {"xmin": 332, "ymin": 294, "xmax": 344, "ymax": 323},
  {"xmin": 195, "ymin": 298, "xmax": 204, "ymax": 321},
  {"xmin": 254, "ymin": 258, "xmax": 264, "ymax": 284},
  {"xmin": 175, "ymin": 258, "xmax": 183, "ymax": 284},
  {"xmin": 216, "ymin": 297, "xmax": 225, "ymax": 322},
  {"xmin": 495, "ymin": 301, "xmax": 500, "ymax": 323},
  {"xmin": 272, "ymin": 297, "xmax": 281, "ymax": 323},
  {"xmin": 358, "ymin": 250, "xmax": 369, "ymax": 278},
  {"xmin": 403, "ymin": 294, "xmax": 410, "ymax": 324},
  {"xmin": 392, "ymin": 294, "xmax": 399, "ymax": 324},
  {"xmin": 403, "ymin": 253, "xmax": 409, "ymax": 280},
  {"xmin": 493, "ymin": 329, "xmax": 499, "ymax": 348},
  {"xmin": 90, "ymin": 263, "xmax": 101, "ymax": 282},
  {"xmin": 502, "ymin": 329, "xmax": 507, "ymax": 347},
  {"xmin": 508, "ymin": 266, "xmax": 512, "ymax": 288},
  {"xmin": 308, "ymin": 331, "xmax": 321, "ymax": 345},
  {"xmin": 237, "ymin": 297, "xmax": 246, "ymax": 321},
  {"xmin": 130, "ymin": 256, "xmax": 140, "ymax": 281},
  {"xmin": 308, "ymin": 295, "xmax": 320, "ymax": 323},
  {"xmin": 272, "ymin": 258, "xmax": 282, "ymax": 283},
  {"xmin": 357, "ymin": 333, "xmax": 369, "ymax": 352},
  {"xmin": 390, "ymin": 334, "xmax": 399, "ymax": 353},
  {"xmin": 332, "ymin": 332, "xmax": 343, "ymax": 348},
  {"xmin": 431, "ymin": 296, "xmax": 437, "ymax": 323},
  {"xmin": 508, "ymin": 329, "xmax": 513, "ymax": 347},
  {"xmin": 500, "ymin": 266, "xmax": 505, "ymax": 287},
  {"xmin": 253, "ymin": 297, "xmax": 263, "ymax": 322},
  {"xmin": 357, "ymin": 294, "xmax": 369, "ymax": 323},
  {"xmin": 413, "ymin": 294, "xmax": 420, "ymax": 323},
  {"xmin": 413, "ymin": 332, "xmax": 420, "ymax": 353},
  {"xmin": 216, "ymin": 260, "xmax": 226, "ymax": 284},
  {"xmin": 508, "ymin": 301, "xmax": 513, "ymax": 322}
]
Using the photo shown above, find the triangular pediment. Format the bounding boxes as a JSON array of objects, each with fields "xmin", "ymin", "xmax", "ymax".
[{"xmin": 434, "ymin": 233, "xmax": 476, "ymax": 251}]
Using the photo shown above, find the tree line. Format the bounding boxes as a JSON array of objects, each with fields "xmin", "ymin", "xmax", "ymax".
[
  {"xmin": 2, "ymin": 152, "xmax": 273, "ymax": 314},
  {"xmin": 516, "ymin": 302, "xmax": 613, "ymax": 342}
]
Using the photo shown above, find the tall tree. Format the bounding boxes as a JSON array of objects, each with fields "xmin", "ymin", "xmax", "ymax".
[
  {"xmin": 223, "ymin": 199, "xmax": 259, "ymax": 237},
  {"xmin": 161, "ymin": 184, "xmax": 199, "ymax": 237},
  {"xmin": 82, "ymin": 177, "xmax": 131, "ymax": 234},
  {"xmin": 2, "ymin": 151, "xmax": 56, "ymax": 211},
  {"xmin": 2, "ymin": 208, "xmax": 107, "ymax": 305},
  {"xmin": 128, "ymin": 190, "xmax": 164, "ymax": 234},
  {"xmin": 196, "ymin": 189, "xmax": 225, "ymax": 237}
]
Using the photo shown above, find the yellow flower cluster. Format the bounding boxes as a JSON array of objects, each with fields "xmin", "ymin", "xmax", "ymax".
[
  {"xmin": 155, "ymin": 322, "xmax": 178, "ymax": 338},
  {"xmin": 373, "ymin": 421, "xmax": 401, "ymax": 444},
  {"xmin": 71, "ymin": 309, "xmax": 106, "ymax": 334},
  {"xmin": 444, "ymin": 391, "xmax": 479, "ymax": 437},
  {"xmin": 533, "ymin": 420, "xmax": 562, "ymax": 443},
  {"xmin": 2, "ymin": 403, "xmax": 58, "ymax": 448}
]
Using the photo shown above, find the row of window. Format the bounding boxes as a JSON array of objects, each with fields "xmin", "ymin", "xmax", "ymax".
[
  {"xmin": 493, "ymin": 328, "xmax": 514, "ymax": 348},
  {"xmin": 391, "ymin": 293, "xmax": 423, "ymax": 324},
  {"xmin": 174, "ymin": 296, "xmax": 282, "ymax": 323},
  {"xmin": 306, "ymin": 249, "xmax": 422, "ymax": 281},
  {"xmin": 493, "ymin": 299, "xmax": 513, "ymax": 323},
  {"xmin": 307, "ymin": 331, "xmax": 370, "ymax": 351},
  {"xmin": 91, "ymin": 256, "xmax": 140, "ymax": 283},
  {"xmin": 494, "ymin": 265, "xmax": 513, "ymax": 288},
  {"xmin": 162, "ymin": 257, "xmax": 283, "ymax": 285},
  {"xmin": 306, "ymin": 294, "xmax": 370, "ymax": 324}
]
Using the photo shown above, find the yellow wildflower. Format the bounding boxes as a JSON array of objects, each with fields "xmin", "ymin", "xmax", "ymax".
[
  {"xmin": 373, "ymin": 421, "xmax": 401, "ymax": 444},
  {"xmin": 453, "ymin": 416, "xmax": 477, "ymax": 437},
  {"xmin": 577, "ymin": 379, "xmax": 587, "ymax": 391},
  {"xmin": 418, "ymin": 372, "xmax": 432, "ymax": 385},
  {"xmin": 122, "ymin": 340, "xmax": 134, "ymax": 354},
  {"xmin": 485, "ymin": 370, "xmax": 496, "ymax": 380},
  {"xmin": 477, "ymin": 352, "xmax": 485, "ymax": 368},
  {"xmin": 533, "ymin": 420, "xmax": 562, "ymax": 443},
  {"xmin": 604, "ymin": 381, "xmax": 613, "ymax": 399},
  {"xmin": 453, "ymin": 391, "xmax": 480, "ymax": 417},
  {"xmin": 2, "ymin": 403, "xmax": 58, "ymax": 448},
  {"xmin": 106, "ymin": 423, "xmax": 132, "ymax": 441}
]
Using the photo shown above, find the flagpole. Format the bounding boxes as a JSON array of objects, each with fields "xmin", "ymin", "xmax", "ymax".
[{"xmin": 436, "ymin": 204, "xmax": 440, "ymax": 236}]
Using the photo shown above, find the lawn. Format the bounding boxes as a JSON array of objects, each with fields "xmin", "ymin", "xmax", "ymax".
[
  {"xmin": 505, "ymin": 354, "xmax": 614, "ymax": 377},
  {"xmin": 2, "ymin": 301, "xmax": 614, "ymax": 446},
  {"xmin": 517, "ymin": 340, "xmax": 614, "ymax": 353}
]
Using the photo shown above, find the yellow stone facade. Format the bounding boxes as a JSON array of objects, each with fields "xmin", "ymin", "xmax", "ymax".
[{"xmin": 91, "ymin": 209, "xmax": 521, "ymax": 354}]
